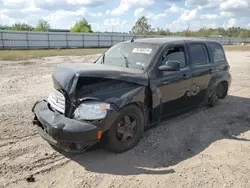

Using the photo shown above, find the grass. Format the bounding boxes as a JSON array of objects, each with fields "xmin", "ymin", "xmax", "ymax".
[
  {"xmin": 0, "ymin": 48, "xmax": 107, "ymax": 61},
  {"xmin": 223, "ymin": 45, "xmax": 250, "ymax": 51},
  {"xmin": 0, "ymin": 45, "xmax": 250, "ymax": 61}
]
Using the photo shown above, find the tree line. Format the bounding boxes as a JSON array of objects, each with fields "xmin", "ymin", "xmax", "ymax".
[
  {"xmin": 2, "ymin": 18, "xmax": 93, "ymax": 33},
  {"xmin": 130, "ymin": 16, "xmax": 250, "ymax": 38},
  {"xmin": 2, "ymin": 16, "xmax": 250, "ymax": 38},
  {"xmin": 10, "ymin": 20, "xmax": 51, "ymax": 32}
]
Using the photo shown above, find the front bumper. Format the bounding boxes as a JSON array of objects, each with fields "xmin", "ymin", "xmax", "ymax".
[{"xmin": 32, "ymin": 101, "xmax": 100, "ymax": 152}]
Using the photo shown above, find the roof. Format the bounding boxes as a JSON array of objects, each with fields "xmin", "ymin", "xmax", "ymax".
[{"xmin": 132, "ymin": 37, "xmax": 216, "ymax": 45}]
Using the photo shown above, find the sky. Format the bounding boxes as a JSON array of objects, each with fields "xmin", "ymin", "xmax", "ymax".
[{"xmin": 0, "ymin": 0, "xmax": 250, "ymax": 32}]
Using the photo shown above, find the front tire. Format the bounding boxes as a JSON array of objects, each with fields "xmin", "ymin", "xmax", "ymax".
[{"xmin": 105, "ymin": 104, "xmax": 144, "ymax": 153}]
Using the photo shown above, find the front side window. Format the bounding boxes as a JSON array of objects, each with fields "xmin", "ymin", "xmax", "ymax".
[
  {"xmin": 162, "ymin": 46, "xmax": 186, "ymax": 68},
  {"xmin": 189, "ymin": 44, "xmax": 209, "ymax": 66},
  {"xmin": 96, "ymin": 42, "xmax": 160, "ymax": 70},
  {"xmin": 208, "ymin": 43, "xmax": 226, "ymax": 63}
]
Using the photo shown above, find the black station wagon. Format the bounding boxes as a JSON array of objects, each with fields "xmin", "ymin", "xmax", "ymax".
[{"xmin": 32, "ymin": 37, "xmax": 231, "ymax": 153}]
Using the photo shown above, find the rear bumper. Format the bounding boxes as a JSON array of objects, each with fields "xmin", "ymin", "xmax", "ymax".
[{"xmin": 32, "ymin": 101, "xmax": 100, "ymax": 152}]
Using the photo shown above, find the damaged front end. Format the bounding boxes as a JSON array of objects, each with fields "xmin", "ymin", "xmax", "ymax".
[
  {"xmin": 32, "ymin": 100, "xmax": 101, "ymax": 152},
  {"xmin": 32, "ymin": 63, "xmax": 149, "ymax": 152}
]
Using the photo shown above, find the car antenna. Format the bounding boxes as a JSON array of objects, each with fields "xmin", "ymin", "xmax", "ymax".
[{"xmin": 131, "ymin": 35, "xmax": 136, "ymax": 42}]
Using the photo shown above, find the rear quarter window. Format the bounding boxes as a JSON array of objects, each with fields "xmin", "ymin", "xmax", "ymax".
[{"xmin": 208, "ymin": 43, "xmax": 226, "ymax": 63}]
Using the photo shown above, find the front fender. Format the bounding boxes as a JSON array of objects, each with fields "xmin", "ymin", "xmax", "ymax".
[
  {"xmin": 74, "ymin": 81, "xmax": 148, "ymax": 129},
  {"xmin": 95, "ymin": 85, "xmax": 147, "ymax": 132},
  {"xmin": 106, "ymin": 86, "xmax": 146, "ymax": 109}
]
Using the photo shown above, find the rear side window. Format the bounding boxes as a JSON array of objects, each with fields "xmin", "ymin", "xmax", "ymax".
[
  {"xmin": 189, "ymin": 44, "xmax": 209, "ymax": 66},
  {"xmin": 208, "ymin": 43, "xmax": 226, "ymax": 63}
]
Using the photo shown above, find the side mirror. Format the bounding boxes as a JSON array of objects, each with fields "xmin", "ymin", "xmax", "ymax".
[{"xmin": 158, "ymin": 60, "xmax": 180, "ymax": 71}]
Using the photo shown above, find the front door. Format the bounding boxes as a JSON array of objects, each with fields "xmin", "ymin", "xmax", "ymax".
[{"xmin": 150, "ymin": 43, "xmax": 193, "ymax": 120}]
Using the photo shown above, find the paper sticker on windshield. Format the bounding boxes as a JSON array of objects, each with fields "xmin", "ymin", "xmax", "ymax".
[{"xmin": 132, "ymin": 48, "xmax": 152, "ymax": 54}]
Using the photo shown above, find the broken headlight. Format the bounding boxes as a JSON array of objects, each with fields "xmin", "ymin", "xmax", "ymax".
[{"xmin": 74, "ymin": 101, "xmax": 111, "ymax": 120}]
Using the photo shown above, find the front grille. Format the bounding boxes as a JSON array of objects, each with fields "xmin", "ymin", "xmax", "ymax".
[{"xmin": 47, "ymin": 89, "xmax": 65, "ymax": 113}]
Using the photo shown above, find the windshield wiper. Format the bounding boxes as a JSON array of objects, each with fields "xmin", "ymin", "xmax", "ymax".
[{"xmin": 118, "ymin": 50, "xmax": 130, "ymax": 68}]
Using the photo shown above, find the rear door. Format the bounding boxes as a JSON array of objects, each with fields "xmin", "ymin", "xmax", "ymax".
[{"xmin": 187, "ymin": 42, "xmax": 213, "ymax": 104}]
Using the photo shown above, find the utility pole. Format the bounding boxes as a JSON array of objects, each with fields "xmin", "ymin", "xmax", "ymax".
[
  {"xmin": 199, "ymin": 18, "xmax": 203, "ymax": 29},
  {"xmin": 187, "ymin": 22, "xmax": 190, "ymax": 31}
]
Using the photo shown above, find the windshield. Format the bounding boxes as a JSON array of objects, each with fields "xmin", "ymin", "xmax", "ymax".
[{"xmin": 96, "ymin": 42, "xmax": 159, "ymax": 70}]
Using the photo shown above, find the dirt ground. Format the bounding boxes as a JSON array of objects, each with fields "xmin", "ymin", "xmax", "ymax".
[{"xmin": 1, "ymin": 51, "xmax": 250, "ymax": 188}]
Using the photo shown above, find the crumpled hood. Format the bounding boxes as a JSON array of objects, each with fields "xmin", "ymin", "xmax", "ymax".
[{"xmin": 52, "ymin": 63, "xmax": 149, "ymax": 95}]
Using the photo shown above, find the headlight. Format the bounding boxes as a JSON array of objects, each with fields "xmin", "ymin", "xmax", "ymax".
[{"xmin": 74, "ymin": 101, "xmax": 111, "ymax": 120}]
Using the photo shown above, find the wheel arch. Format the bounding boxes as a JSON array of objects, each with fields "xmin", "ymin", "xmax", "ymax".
[
  {"xmin": 207, "ymin": 71, "xmax": 231, "ymax": 99},
  {"xmin": 117, "ymin": 88, "xmax": 152, "ymax": 128}
]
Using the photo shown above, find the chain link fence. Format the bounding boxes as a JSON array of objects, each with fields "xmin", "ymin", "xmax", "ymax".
[{"xmin": 1, "ymin": 30, "xmax": 250, "ymax": 50}]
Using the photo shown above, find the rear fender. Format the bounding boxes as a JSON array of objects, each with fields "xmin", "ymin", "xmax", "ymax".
[{"xmin": 207, "ymin": 71, "xmax": 231, "ymax": 98}]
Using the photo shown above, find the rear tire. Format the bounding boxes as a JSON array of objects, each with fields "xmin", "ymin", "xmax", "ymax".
[
  {"xmin": 208, "ymin": 92, "xmax": 219, "ymax": 107},
  {"xmin": 208, "ymin": 82, "xmax": 228, "ymax": 107},
  {"xmin": 105, "ymin": 104, "xmax": 144, "ymax": 153}
]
